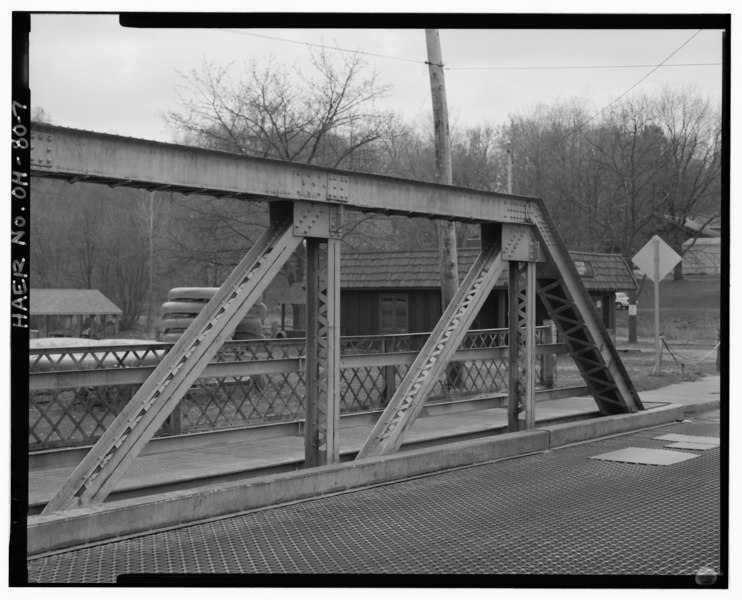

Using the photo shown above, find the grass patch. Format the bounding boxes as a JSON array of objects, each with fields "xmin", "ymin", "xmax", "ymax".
[
  {"xmin": 556, "ymin": 348, "xmax": 717, "ymax": 393},
  {"xmin": 558, "ymin": 274, "xmax": 721, "ymax": 393},
  {"xmin": 616, "ymin": 274, "xmax": 721, "ymax": 344}
]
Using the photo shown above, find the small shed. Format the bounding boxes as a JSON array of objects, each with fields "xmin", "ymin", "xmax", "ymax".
[
  {"xmin": 30, "ymin": 289, "xmax": 122, "ymax": 339},
  {"xmin": 682, "ymin": 237, "xmax": 721, "ymax": 275},
  {"xmin": 340, "ymin": 249, "xmax": 637, "ymax": 336}
]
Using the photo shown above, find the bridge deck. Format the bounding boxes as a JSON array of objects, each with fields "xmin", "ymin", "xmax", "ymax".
[
  {"xmin": 27, "ymin": 415, "xmax": 721, "ymax": 583},
  {"xmin": 30, "ymin": 395, "xmax": 604, "ymax": 510}
]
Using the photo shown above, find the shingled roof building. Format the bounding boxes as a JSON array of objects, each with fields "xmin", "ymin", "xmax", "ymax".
[
  {"xmin": 30, "ymin": 289, "xmax": 122, "ymax": 339},
  {"xmin": 339, "ymin": 248, "xmax": 636, "ymax": 337}
]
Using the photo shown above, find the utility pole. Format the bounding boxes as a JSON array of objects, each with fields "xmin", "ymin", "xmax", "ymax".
[
  {"xmin": 507, "ymin": 145, "xmax": 513, "ymax": 194},
  {"xmin": 425, "ymin": 29, "xmax": 459, "ymax": 311},
  {"xmin": 146, "ymin": 190, "xmax": 155, "ymax": 331}
]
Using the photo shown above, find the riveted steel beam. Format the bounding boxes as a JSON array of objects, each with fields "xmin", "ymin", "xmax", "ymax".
[{"xmin": 29, "ymin": 122, "xmax": 537, "ymax": 223}]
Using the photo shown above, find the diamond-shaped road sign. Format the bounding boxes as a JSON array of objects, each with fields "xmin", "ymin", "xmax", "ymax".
[{"xmin": 632, "ymin": 235, "xmax": 682, "ymax": 283}]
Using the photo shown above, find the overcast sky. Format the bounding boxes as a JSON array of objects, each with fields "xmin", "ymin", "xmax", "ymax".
[{"xmin": 27, "ymin": 13, "xmax": 725, "ymax": 143}]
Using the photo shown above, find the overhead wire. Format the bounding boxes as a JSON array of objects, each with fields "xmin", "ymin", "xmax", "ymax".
[
  {"xmin": 579, "ymin": 29, "xmax": 705, "ymax": 127},
  {"xmin": 220, "ymin": 29, "xmax": 424, "ymax": 64},
  {"xmin": 217, "ymin": 28, "xmax": 712, "ymax": 149},
  {"xmin": 525, "ymin": 29, "xmax": 707, "ymax": 151},
  {"xmin": 219, "ymin": 28, "xmax": 716, "ymax": 74},
  {"xmin": 447, "ymin": 62, "xmax": 719, "ymax": 71}
]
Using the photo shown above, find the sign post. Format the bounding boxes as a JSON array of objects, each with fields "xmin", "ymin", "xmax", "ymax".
[
  {"xmin": 652, "ymin": 238, "xmax": 661, "ymax": 374},
  {"xmin": 632, "ymin": 235, "xmax": 682, "ymax": 375}
]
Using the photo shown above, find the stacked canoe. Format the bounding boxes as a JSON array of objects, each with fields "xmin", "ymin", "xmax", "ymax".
[{"xmin": 158, "ymin": 287, "xmax": 267, "ymax": 343}]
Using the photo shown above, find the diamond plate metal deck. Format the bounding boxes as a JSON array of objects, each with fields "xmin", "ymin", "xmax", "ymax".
[
  {"xmin": 589, "ymin": 447, "xmax": 700, "ymax": 465},
  {"xmin": 665, "ymin": 442, "xmax": 720, "ymax": 451},
  {"xmin": 654, "ymin": 434, "xmax": 720, "ymax": 445},
  {"xmin": 27, "ymin": 420, "xmax": 721, "ymax": 582}
]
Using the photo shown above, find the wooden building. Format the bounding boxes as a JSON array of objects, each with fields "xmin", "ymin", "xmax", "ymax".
[
  {"xmin": 340, "ymin": 248, "xmax": 637, "ymax": 336},
  {"xmin": 30, "ymin": 289, "xmax": 122, "ymax": 339},
  {"xmin": 682, "ymin": 237, "xmax": 721, "ymax": 275}
]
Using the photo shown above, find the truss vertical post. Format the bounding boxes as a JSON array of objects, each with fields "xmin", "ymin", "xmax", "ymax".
[
  {"xmin": 43, "ymin": 202, "xmax": 302, "ymax": 513},
  {"xmin": 326, "ymin": 239, "xmax": 341, "ymax": 461},
  {"xmin": 507, "ymin": 261, "xmax": 536, "ymax": 431},
  {"xmin": 305, "ymin": 239, "xmax": 321, "ymax": 466},
  {"xmin": 508, "ymin": 264, "xmax": 520, "ymax": 432},
  {"xmin": 301, "ymin": 202, "xmax": 341, "ymax": 467},
  {"xmin": 524, "ymin": 262, "xmax": 536, "ymax": 429}
]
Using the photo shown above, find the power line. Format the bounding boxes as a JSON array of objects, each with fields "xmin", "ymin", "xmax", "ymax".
[
  {"xmin": 581, "ymin": 30, "xmax": 705, "ymax": 127},
  {"xmin": 220, "ymin": 29, "xmax": 424, "ymax": 65},
  {"xmin": 525, "ymin": 28, "xmax": 707, "ymax": 155},
  {"xmin": 219, "ymin": 28, "xmax": 716, "ymax": 73},
  {"xmin": 447, "ymin": 62, "xmax": 719, "ymax": 71}
]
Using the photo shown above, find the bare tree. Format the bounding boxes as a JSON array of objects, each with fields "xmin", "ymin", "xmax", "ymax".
[
  {"xmin": 584, "ymin": 96, "xmax": 671, "ymax": 254},
  {"xmin": 506, "ymin": 89, "xmax": 721, "ymax": 270},
  {"xmin": 165, "ymin": 47, "xmax": 394, "ymax": 168},
  {"xmin": 653, "ymin": 87, "xmax": 722, "ymax": 279},
  {"xmin": 163, "ymin": 48, "xmax": 400, "ymax": 311}
]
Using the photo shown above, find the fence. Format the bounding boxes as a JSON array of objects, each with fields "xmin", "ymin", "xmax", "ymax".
[{"xmin": 29, "ymin": 326, "xmax": 561, "ymax": 451}]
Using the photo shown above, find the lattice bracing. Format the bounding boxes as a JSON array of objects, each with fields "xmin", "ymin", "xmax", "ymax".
[
  {"xmin": 538, "ymin": 279, "xmax": 628, "ymax": 413},
  {"xmin": 530, "ymin": 203, "xmax": 642, "ymax": 415}
]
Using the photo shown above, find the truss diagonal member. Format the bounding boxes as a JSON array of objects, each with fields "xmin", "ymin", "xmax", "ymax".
[
  {"xmin": 356, "ymin": 239, "xmax": 505, "ymax": 459},
  {"xmin": 530, "ymin": 203, "xmax": 642, "ymax": 414},
  {"xmin": 42, "ymin": 207, "xmax": 302, "ymax": 513},
  {"xmin": 538, "ymin": 279, "xmax": 630, "ymax": 412}
]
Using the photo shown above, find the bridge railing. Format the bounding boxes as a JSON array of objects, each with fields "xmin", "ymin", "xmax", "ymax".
[{"xmin": 29, "ymin": 327, "xmax": 563, "ymax": 450}]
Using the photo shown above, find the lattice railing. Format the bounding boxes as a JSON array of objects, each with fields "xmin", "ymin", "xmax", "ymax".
[
  {"xmin": 29, "ymin": 327, "xmax": 559, "ymax": 450},
  {"xmin": 30, "ymin": 343, "xmax": 167, "ymax": 372}
]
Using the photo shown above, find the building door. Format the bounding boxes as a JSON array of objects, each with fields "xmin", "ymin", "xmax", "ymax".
[{"xmin": 380, "ymin": 294, "xmax": 408, "ymax": 334}]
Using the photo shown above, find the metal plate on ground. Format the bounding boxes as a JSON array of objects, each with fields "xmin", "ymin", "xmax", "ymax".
[
  {"xmin": 654, "ymin": 434, "xmax": 720, "ymax": 445},
  {"xmin": 589, "ymin": 447, "xmax": 699, "ymax": 465},
  {"xmin": 665, "ymin": 442, "xmax": 719, "ymax": 451}
]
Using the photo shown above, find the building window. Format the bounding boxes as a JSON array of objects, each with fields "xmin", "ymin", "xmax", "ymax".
[
  {"xmin": 573, "ymin": 260, "xmax": 594, "ymax": 277},
  {"xmin": 380, "ymin": 294, "xmax": 408, "ymax": 334}
]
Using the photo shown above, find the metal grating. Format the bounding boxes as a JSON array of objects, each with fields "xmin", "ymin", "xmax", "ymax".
[{"xmin": 27, "ymin": 420, "xmax": 721, "ymax": 582}]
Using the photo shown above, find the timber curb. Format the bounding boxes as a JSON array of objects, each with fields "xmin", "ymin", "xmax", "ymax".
[{"xmin": 27, "ymin": 404, "xmax": 686, "ymax": 556}]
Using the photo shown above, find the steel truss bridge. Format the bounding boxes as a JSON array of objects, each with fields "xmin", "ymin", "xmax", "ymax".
[{"xmin": 27, "ymin": 122, "xmax": 642, "ymax": 545}]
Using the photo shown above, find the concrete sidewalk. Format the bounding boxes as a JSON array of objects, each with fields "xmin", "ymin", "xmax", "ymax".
[
  {"xmin": 637, "ymin": 375, "xmax": 721, "ymax": 413},
  {"xmin": 28, "ymin": 376, "xmax": 721, "ymax": 511}
]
